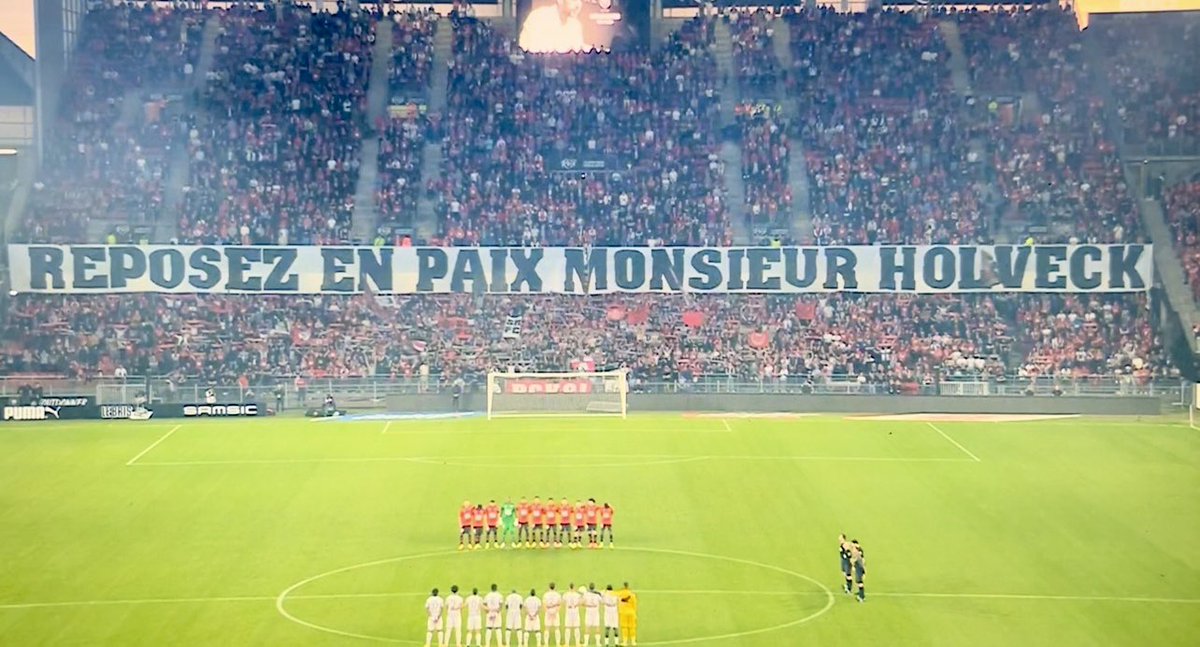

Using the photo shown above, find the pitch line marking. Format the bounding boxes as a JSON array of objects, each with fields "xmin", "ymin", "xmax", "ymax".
[
  {"xmin": 927, "ymin": 422, "xmax": 982, "ymax": 462},
  {"xmin": 128, "ymin": 454, "xmax": 976, "ymax": 467},
  {"xmin": 5, "ymin": 590, "xmax": 1198, "ymax": 612},
  {"xmin": 381, "ymin": 421, "xmax": 392, "ymax": 434},
  {"xmin": 125, "ymin": 424, "xmax": 181, "ymax": 466},
  {"xmin": 274, "ymin": 546, "xmax": 835, "ymax": 645},
  {"xmin": 721, "ymin": 418, "xmax": 732, "ymax": 432}
]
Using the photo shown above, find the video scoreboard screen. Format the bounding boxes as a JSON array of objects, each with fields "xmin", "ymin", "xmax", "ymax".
[{"xmin": 517, "ymin": 0, "xmax": 649, "ymax": 53}]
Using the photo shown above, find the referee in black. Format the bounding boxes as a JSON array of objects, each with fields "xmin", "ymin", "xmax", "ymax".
[
  {"xmin": 838, "ymin": 534, "xmax": 854, "ymax": 594},
  {"xmin": 851, "ymin": 539, "xmax": 867, "ymax": 602}
]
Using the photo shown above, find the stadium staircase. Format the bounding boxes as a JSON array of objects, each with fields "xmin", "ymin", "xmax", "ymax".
[
  {"xmin": 82, "ymin": 86, "xmax": 154, "ymax": 242},
  {"xmin": 770, "ymin": 20, "xmax": 814, "ymax": 242},
  {"xmin": 770, "ymin": 19, "xmax": 794, "ymax": 120},
  {"xmin": 1131, "ymin": 190, "xmax": 1199, "ymax": 353},
  {"xmin": 157, "ymin": 14, "xmax": 222, "ymax": 244},
  {"xmin": 115, "ymin": 89, "xmax": 145, "ymax": 132},
  {"xmin": 350, "ymin": 18, "xmax": 394, "ymax": 243},
  {"xmin": 938, "ymin": 17, "xmax": 1007, "ymax": 243},
  {"xmin": 937, "ymin": 20, "xmax": 974, "ymax": 96},
  {"xmin": 711, "ymin": 17, "xmax": 750, "ymax": 244},
  {"xmin": 82, "ymin": 14, "xmax": 224, "ymax": 244},
  {"xmin": 713, "ymin": 18, "xmax": 737, "ymax": 130},
  {"xmin": 1074, "ymin": 30, "xmax": 1198, "ymax": 354},
  {"xmin": 414, "ymin": 18, "xmax": 453, "ymax": 242},
  {"xmin": 720, "ymin": 141, "xmax": 750, "ymax": 245},
  {"xmin": 1078, "ymin": 35, "xmax": 1200, "ymax": 354}
]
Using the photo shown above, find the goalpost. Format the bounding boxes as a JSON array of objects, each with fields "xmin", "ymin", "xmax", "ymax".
[
  {"xmin": 487, "ymin": 369, "xmax": 629, "ymax": 419},
  {"xmin": 1191, "ymin": 382, "xmax": 1199, "ymax": 431}
]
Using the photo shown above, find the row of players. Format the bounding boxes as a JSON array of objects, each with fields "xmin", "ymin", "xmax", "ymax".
[
  {"xmin": 459, "ymin": 499, "xmax": 616, "ymax": 550},
  {"xmin": 424, "ymin": 582, "xmax": 639, "ymax": 647}
]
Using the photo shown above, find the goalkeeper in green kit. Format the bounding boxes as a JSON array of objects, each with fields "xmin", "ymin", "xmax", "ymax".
[{"xmin": 499, "ymin": 499, "xmax": 518, "ymax": 549}]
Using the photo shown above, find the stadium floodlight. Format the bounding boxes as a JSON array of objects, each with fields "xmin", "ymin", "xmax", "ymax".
[{"xmin": 486, "ymin": 369, "xmax": 629, "ymax": 419}]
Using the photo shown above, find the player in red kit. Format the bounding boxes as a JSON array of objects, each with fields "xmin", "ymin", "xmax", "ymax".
[
  {"xmin": 546, "ymin": 500, "xmax": 561, "ymax": 548},
  {"xmin": 600, "ymin": 503, "xmax": 615, "ymax": 549},
  {"xmin": 485, "ymin": 500, "xmax": 501, "ymax": 549},
  {"xmin": 529, "ymin": 497, "xmax": 545, "ymax": 549},
  {"xmin": 459, "ymin": 501, "xmax": 474, "ymax": 551},
  {"xmin": 571, "ymin": 500, "xmax": 587, "ymax": 549},
  {"xmin": 517, "ymin": 498, "xmax": 531, "ymax": 547},
  {"xmin": 471, "ymin": 504, "xmax": 486, "ymax": 550},
  {"xmin": 584, "ymin": 499, "xmax": 600, "ymax": 548},
  {"xmin": 558, "ymin": 498, "xmax": 573, "ymax": 549}
]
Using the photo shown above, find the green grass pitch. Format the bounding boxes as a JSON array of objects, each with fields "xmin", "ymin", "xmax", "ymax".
[{"xmin": 0, "ymin": 413, "xmax": 1197, "ymax": 646}]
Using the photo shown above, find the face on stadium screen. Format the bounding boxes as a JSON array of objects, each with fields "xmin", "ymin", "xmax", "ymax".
[{"xmin": 517, "ymin": 0, "xmax": 649, "ymax": 53}]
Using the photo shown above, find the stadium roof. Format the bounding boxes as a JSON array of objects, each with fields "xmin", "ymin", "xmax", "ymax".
[{"xmin": 0, "ymin": 32, "xmax": 33, "ymax": 106}]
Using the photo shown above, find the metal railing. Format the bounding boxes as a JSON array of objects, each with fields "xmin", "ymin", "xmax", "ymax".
[{"xmin": 0, "ymin": 374, "xmax": 1187, "ymax": 407}]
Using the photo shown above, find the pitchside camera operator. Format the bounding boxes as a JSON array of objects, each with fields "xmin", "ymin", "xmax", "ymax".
[{"xmin": 306, "ymin": 393, "xmax": 345, "ymax": 418}]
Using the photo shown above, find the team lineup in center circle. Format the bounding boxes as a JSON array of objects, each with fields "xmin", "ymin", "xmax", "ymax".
[
  {"xmin": 460, "ymin": 499, "xmax": 615, "ymax": 550},
  {"xmin": 425, "ymin": 582, "xmax": 638, "ymax": 647}
]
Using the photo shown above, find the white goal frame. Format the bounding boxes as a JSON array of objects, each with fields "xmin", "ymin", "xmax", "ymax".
[
  {"xmin": 1190, "ymin": 382, "xmax": 1199, "ymax": 431},
  {"xmin": 486, "ymin": 369, "xmax": 629, "ymax": 419}
]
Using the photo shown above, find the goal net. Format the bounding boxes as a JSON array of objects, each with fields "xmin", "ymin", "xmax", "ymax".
[{"xmin": 487, "ymin": 370, "xmax": 629, "ymax": 419}]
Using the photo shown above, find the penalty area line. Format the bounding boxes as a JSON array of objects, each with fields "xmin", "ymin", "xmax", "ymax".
[
  {"xmin": 926, "ymin": 422, "xmax": 981, "ymax": 462},
  {"xmin": 125, "ymin": 424, "xmax": 181, "ymax": 466}
]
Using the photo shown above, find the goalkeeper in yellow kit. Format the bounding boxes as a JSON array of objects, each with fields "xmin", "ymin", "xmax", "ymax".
[{"xmin": 616, "ymin": 582, "xmax": 638, "ymax": 646}]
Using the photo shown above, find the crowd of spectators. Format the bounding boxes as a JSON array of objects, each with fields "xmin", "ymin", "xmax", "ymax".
[
  {"xmin": 0, "ymin": 292, "xmax": 1014, "ymax": 388},
  {"xmin": 431, "ymin": 15, "xmax": 728, "ymax": 246},
  {"xmin": 727, "ymin": 9, "xmax": 781, "ymax": 97},
  {"xmin": 987, "ymin": 108, "xmax": 1140, "ymax": 244},
  {"xmin": 22, "ymin": 3, "xmax": 204, "ymax": 242},
  {"xmin": 377, "ymin": 11, "xmax": 438, "ymax": 229},
  {"xmin": 950, "ymin": 6, "xmax": 1142, "ymax": 245},
  {"xmin": 786, "ymin": 8, "xmax": 987, "ymax": 245},
  {"xmin": 4, "ymin": 289, "xmax": 1173, "ymax": 390},
  {"xmin": 737, "ymin": 104, "xmax": 791, "ymax": 236},
  {"xmin": 1015, "ymin": 294, "xmax": 1163, "ymax": 382},
  {"xmin": 4, "ymin": 4, "xmax": 1186, "ymax": 389},
  {"xmin": 956, "ymin": 5, "xmax": 1086, "ymax": 102},
  {"xmin": 1092, "ymin": 12, "xmax": 1200, "ymax": 155},
  {"xmin": 1164, "ymin": 182, "xmax": 1200, "ymax": 300},
  {"xmin": 178, "ymin": 2, "xmax": 372, "ymax": 245}
]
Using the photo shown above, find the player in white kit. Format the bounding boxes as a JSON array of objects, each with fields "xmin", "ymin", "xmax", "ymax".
[
  {"xmin": 583, "ymin": 584, "xmax": 602, "ymax": 647},
  {"xmin": 444, "ymin": 585, "xmax": 464, "ymax": 647},
  {"xmin": 523, "ymin": 590, "xmax": 543, "ymax": 647},
  {"xmin": 505, "ymin": 589, "xmax": 525, "ymax": 646},
  {"xmin": 601, "ymin": 586, "xmax": 620, "ymax": 646},
  {"xmin": 484, "ymin": 584, "xmax": 504, "ymax": 647},
  {"xmin": 425, "ymin": 588, "xmax": 446, "ymax": 647},
  {"xmin": 562, "ymin": 583, "xmax": 583, "ymax": 647},
  {"xmin": 542, "ymin": 583, "xmax": 563, "ymax": 646},
  {"xmin": 466, "ymin": 588, "xmax": 484, "ymax": 647}
]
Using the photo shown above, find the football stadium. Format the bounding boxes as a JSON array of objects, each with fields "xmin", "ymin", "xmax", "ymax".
[{"xmin": 0, "ymin": 1, "xmax": 1198, "ymax": 646}]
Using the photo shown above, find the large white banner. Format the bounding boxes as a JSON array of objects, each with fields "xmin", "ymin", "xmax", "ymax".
[{"xmin": 6, "ymin": 244, "xmax": 1153, "ymax": 294}]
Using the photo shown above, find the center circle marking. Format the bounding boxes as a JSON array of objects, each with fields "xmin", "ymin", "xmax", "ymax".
[{"xmin": 275, "ymin": 546, "xmax": 835, "ymax": 645}]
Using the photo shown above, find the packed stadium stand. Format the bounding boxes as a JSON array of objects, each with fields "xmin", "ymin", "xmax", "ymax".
[
  {"xmin": 3, "ymin": 2, "xmax": 1195, "ymax": 393},
  {"xmin": 182, "ymin": 3, "xmax": 372, "ymax": 245},
  {"xmin": 376, "ymin": 10, "xmax": 437, "ymax": 231},
  {"xmin": 1091, "ymin": 11, "xmax": 1200, "ymax": 155},
  {"xmin": 787, "ymin": 7, "xmax": 989, "ymax": 246},
  {"xmin": 1164, "ymin": 181, "xmax": 1200, "ymax": 301},
  {"xmin": 22, "ymin": 3, "xmax": 203, "ymax": 242},
  {"xmin": 432, "ymin": 14, "xmax": 727, "ymax": 247}
]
